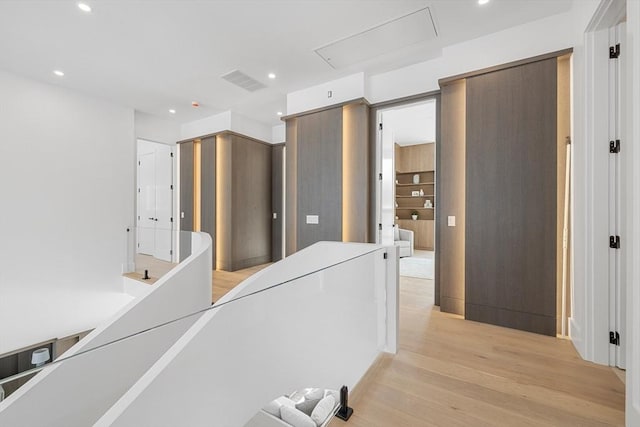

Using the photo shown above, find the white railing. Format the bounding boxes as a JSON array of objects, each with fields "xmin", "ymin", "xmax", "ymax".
[
  {"xmin": 96, "ymin": 242, "xmax": 398, "ymax": 427},
  {"xmin": 0, "ymin": 232, "xmax": 212, "ymax": 427}
]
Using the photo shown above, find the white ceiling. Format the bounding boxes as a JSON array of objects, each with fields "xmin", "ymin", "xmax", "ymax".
[
  {"xmin": 384, "ymin": 100, "xmax": 436, "ymax": 146},
  {"xmin": 0, "ymin": 0, "xmax": 573, "ymax": 127}
]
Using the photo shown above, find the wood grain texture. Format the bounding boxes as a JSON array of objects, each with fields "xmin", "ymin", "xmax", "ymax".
[
  {"xmin": 438, "ymin": 80, "xmax": 466, "ymax": 315},
  {"xmin": 330, "ymin": 277, "xmax": 625, "ymax": 427},
  {"xmin": 465, "ymin": 58, "xmax": 557, "ymax": 336},
  {"xmin": 179, "ymin": 141, "xmax": 194, "ymax": 231},
  {"xmin": 229, "ymin": 134, "xmax": 272, "ymax": 271},
  {"xmin": 296, "ymin": 107, "xmax": 343, "ymax": 250},
  {"xmin": 342, "ymin": 103, "xmax": 370, "ymax": 243},
  {"xmin": 556, "ymin": 55, "xmax": 572, "ymax": 333},
  {"xmin": 271, "ymin": 145, "xmax": 284, "ymax": 262},
  {"xmin": 434, "ymin": 93, "xmax": 442, "ymax": 306},
  {"xmin": 285, "ymin": 119, "xmax": 298, "ymax": 255},
  {"xmin": 200, "ymin": 136, "xmax": 216, "ymax": 266},
  {"xmin": 397, "ymin": 219, "xmax": 434, "ymax": 250},
  {"xmin": 215, "ymin": 134, "xmax": 232, "ymax": 271},
  {"xmin": 396, "ymin": 143, "xmax": 434, "ymax": 173}
]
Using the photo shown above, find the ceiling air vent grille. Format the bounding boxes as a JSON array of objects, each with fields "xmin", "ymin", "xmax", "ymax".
[{"xmin": 220, "ymin": 70, "xmax": 266, "ymax": 92}]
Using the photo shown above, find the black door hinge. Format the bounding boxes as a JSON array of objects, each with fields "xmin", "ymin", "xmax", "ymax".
[
  {"xmin": 170, "ymin": 152, "xmax": 174, "ymax": 157},
  {"xmin": 138, "ymin": 188, "xmax": 140, "ymax": 193},
  {"xmin": 609, "ymin": 140, "xmax": 621, "ymax": 153},
  {"xmin": 170, "ymin": 249, "xmax": 173, "ymax": 255},
  {"xmin": 138, "ymin": 161, "xmax": 141, "ymax": 166},
  {"xmin": 378, "ymin": 223, "xmax": 382, "ymax": 231},
  {"xmin": 379, "ymin": 173, "xmax": 383, "ymax": 180},
  {"xmin": 610, "ymin": 44, "xmax": 620, "ymax": 59},
  {"xmin": 137, "ymin": 243, "xmax": 140, "ymax": 248},
  {"xmin": 379, "ymin": 123, "xmax": 383, "ymax": 131},
  {"xmin": 383, "ymin": 252, "xmax": 388, "ymax": 259},
  {"xmin": 170, "ymin": 184, "xmax": 174, "ymax": 190},
  {"xmin": 610, "ymin": 331, "xmax": 620, "ymax": 346},
  {"xmin": 170, "ymin": 217, "xmax": 173, "ymax": 223},
  {"xmin": 610, "ymin": 235, "xmax": 621, "ymax": 249}
]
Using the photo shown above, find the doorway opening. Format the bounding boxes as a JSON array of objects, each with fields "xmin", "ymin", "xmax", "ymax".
[
  {"xmin": 135, "ymin": 139, "xmax": 176, "ymax": 279},
  {"xmin": 376, "ymin": 98, "xmax": 438, "ymax": 305}
]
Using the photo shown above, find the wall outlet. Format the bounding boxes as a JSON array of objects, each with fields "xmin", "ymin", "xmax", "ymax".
[
  {"xmin": 272, "ymin": 212, "xmax": 277, "ymax": 219},
  {"xmin": 306, "ymin": 215, "xmax": 319, "ymax": 224},
  {"xmin": 447, "ymin": 216, "xmax": 456, "ymax": 227}
]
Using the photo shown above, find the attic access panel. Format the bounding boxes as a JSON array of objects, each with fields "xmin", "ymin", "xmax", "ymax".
[{"xmin": 315, "ymin": 7, "xmax": 437, "ymax": 69}]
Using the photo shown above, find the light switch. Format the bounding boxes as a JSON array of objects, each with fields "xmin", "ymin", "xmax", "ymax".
[
  {"xmin": 447, "ymin": 216, "xmax": 456, "ymax": 227},
  {"xmin": 273, "ymin": 212, "xmax": 277, "ymax": 219},
  {"xmin": 306, "ymin": 215, "xmax": 319, "ymax": 224},
  {"xmin": 181, "ymin": 212, "xmax": 185, "ymax": 219}
]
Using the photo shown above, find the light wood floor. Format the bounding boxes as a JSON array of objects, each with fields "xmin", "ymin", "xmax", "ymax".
[{"xmin": 331, "ymin": 276, "xmax": 625, "ymax": 427}]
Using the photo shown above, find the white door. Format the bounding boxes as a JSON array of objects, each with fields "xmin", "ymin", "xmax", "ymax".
[
  {"xmin": 376, "ymin": 113, "xmax": 395, "ymax": 246},
  {"xmin": 609, "ymin": 23, "xmax": 626, "ymax": 369},
  {"xmin": 137, "ymin": 152, "xmax": 156, "ymax": 255},
  {"xmin": 154, "ymin": 144, "xmax": 173, "ymax": 262},
  {"xmin": 136, "ymin": 142, "xmax": 174, "ymax": 262}
]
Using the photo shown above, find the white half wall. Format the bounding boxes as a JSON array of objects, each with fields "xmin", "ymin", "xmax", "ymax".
[
  {"xmin": 96, "ymin": 242, "xmax": 397, "ymax": 427},
  {"xmin": 0, "ymin": 233, "xmax": 212, "ymax": 427},
  {"xmin": 0, "ymin": 69, "xmax": 135, "ymax": 354}
]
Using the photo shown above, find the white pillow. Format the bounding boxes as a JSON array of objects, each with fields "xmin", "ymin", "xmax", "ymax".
[
  {"xmin": 263, "ymin": 396, "xmax": 295, "ymax": 418},
  {"xmin": 304, "ymin": 388, "xmax": 324, "ymax": 401},
  {"xmin": 310, "ymin": 395, "xmax": 336, "ymax": 426},
  {"xmin": 280, "ymin": 406, "xmax": 316, "ymax": 427}
]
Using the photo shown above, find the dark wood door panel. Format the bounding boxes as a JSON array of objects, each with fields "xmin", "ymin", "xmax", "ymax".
[{"xmin": 465, "ymin": 58, "xmax": 557, "ymax": 335}]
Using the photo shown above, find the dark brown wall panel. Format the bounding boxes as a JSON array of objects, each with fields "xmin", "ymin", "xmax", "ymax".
[
  {"xmin": 272, "ymin": 145, "xmax": 284, "ymax": 261},
  {"xmin": 230, "ymin": 135, "xmax": 272, "ymax": 270},
  {"xmin": 179, "ymin": 141, "xmax": 194, "ymax": 262},
  {"xmin": 296, "ymin": 107, "xmax": 343, "ymax": 250},
  {"xmin": 465, "ymin": 58, "xmax": 557, "ymax": 336}
]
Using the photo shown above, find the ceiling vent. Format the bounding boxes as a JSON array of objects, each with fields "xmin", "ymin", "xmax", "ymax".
[
  {"xmin": 220, "ymin": 70, "xmax": 266, "ymax": 92},
  {"xmin": 315, "ymin": 7, "xmax": 438, "ymax": 69}
]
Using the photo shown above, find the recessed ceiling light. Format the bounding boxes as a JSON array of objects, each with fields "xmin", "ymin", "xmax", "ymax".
[
  {"xmin": 191, "ymin": 101, "xmax": 200, "ymax": 108},
  {"xmin": 478, "ymin": 0, "xmax": 490, "ymax": 5},
  {"xmin": 169, "ymin": 109, "xmax": 176, "ymax": 114},
  {"xmin": 77, "ymin": 2, "xmax": 92, "ymax": 12},
  {"xmin": 53, "ymin": 70, "xmax": 65, "ymax": 77},
  {"xmin": 268, "ymin": 73, "xmax": 276, "ymax": 79},
  {"xmin": 277, "ymin": 111, "xmax": 283, "ymax": 116}
]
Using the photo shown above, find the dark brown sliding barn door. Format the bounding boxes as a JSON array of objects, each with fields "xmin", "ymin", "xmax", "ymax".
[{"xmin": 465, "ymin": 58, "xmax": 557, "ymax": 336}]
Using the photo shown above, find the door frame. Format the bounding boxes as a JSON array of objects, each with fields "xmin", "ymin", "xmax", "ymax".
[{"xmin": 370, "ymin": 91, "xmax": 441, "ymax": 302}]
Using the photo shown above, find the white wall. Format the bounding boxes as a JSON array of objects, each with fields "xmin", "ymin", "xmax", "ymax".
[
  {"xmin": 287, "ymin": 72, "xmax": 366, "ymax": 116},
  {"xmin": 134, "ymin": 111, "xmax": 180, "ymax": 145},
  {"xmin": 0, "ymin": 69, "xmax": 135, "ymax": 353},
  {"xmin": 180, "ymin": 110, "xmax": 273, "ymax": 143},
  {"xmin": 272, "ymin": 124, "xmax": 285, "ymax": 144},
  {"xmin": 0, "ymin": 233, "xmax": 212, "ymax": 427},
  {"xmin": 96, "ymin": 242, "xmax": 397, "ymax": 427},
  {"xmin": 368, "ymin": 1, "xmax": 600, "ymax": 103}
]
